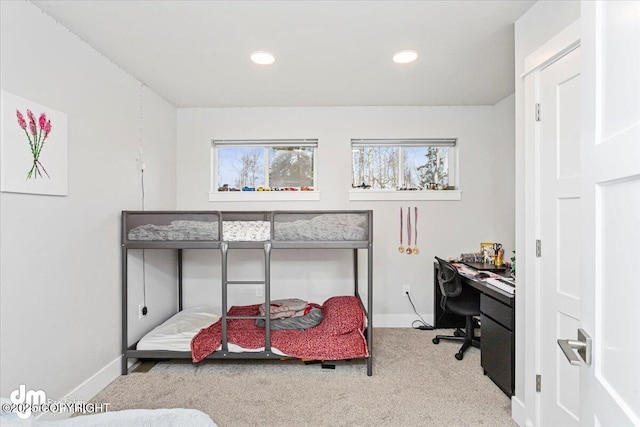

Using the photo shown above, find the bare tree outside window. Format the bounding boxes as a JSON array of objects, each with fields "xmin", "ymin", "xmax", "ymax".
[
  {"xmin": 218, "ymin": 147, "xmax": 264, "ymax": 188},
  {"xmin": 235, "ymin": 150, "xmax": 264, "ymax": 188},
  {"xmin": 352, "ymin": 147, "xmax": 399, "ymax": 189},
  {"xmin": 352, "ymin": 144, "xmax": 451, "ymax": 189},
  {"xmin": 215, "ymin": 142, "xmax": 316, "ymax": 190}
]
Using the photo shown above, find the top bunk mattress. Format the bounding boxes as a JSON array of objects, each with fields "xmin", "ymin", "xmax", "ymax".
[
  {"xmin": 124, "ymin": 211, "xmax": 371, "ymax": 243},
  {"xmin": 273, "ymin": 212, "xmax": 368, "ymax": 241},
  {"xmin": 129, "ymin": 220, "xmax": 219, "ymax": 241},
  {"xmin": 124, "ymin": 212, "xmax": 221, "ymax": 242}
]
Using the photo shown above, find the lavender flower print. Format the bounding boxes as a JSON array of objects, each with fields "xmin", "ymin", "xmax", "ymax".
[{"xmin": 16, "ymin": 109, "xmax": 52, "ymax": 179}]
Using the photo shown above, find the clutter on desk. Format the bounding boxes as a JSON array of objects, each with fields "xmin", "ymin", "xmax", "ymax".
[
  {"xmin": 459, "ymin": 243, "xmax": 511, "ymax": 273},
  {"xmin": 495, "ymin": 247, "xmax": 505, "ymax": 268},
  {"xmin": 477, "ymin": 242, "xmax": 504, "ymax": 264},
  {"xmin": 480, "ymin": 242, "xmax": 495, "ymax": 263},
  {"xmin": 452, "ymin": 262, "xmax": 516, "ymax": 294},
  {"xmin": 485, "ymin": 277, "xmax": 515, "ymax": 294},
  {"xmin": 452, "ymin": 263, "xmax": 480, "ymax": 277},
  {"xmin": 460, "ymin": 252, "xmax": 483, "ymax": 263}
]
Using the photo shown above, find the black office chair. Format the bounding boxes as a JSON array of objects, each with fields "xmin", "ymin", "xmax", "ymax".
[{"xmin": 432, "ymin": 256, "xmax": 481, "ymax": 360}]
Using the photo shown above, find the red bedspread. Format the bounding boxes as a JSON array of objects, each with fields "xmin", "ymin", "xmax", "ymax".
[{"xmin": 191, "ymin": 296, "xmax": 368, "ymax": 363}]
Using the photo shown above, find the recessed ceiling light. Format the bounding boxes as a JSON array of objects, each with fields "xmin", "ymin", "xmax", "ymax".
[
  {"xmin": 393, "ymin": 50, "xmax": 418, "ymax": 64},
  {"xmin": 251, "ymin": 51, "xmax": 275, "ymax": 65}
]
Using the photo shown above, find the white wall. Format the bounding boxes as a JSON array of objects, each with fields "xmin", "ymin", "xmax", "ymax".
[
  {"xmin": 513, "ymin": 1, "xmax": 580, "ymax": 425},
  {"xmin": 177, "ymin": 105, "xmax": 516, "ymax": 324},
  {"xmin": 0, "ymin": 0, "xmax": 177, "ymax": 403},
  {"xmin": 0, "ymin": 0, "xmax": 520, "ymax": 409},
  {"xmin": 492, "ymin": 93, "xmax": 516, "ymax": 256}
]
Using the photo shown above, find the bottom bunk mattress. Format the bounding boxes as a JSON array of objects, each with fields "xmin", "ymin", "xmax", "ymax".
[
  {"xmin": 191, "ymin": 295, "xmax": 368, "ymax": 362},
  {"xmin": 137, "ymin": 307, "xmax": 221, "ymax": 352},
  {"xmin": 136, "ymin": 306, "xmax": 287, "ymax": 355}
]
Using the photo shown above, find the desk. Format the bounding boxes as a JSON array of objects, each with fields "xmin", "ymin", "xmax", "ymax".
[{"xmin": 433, "ymin": 261, "xmax": 515, "ymax": 396}]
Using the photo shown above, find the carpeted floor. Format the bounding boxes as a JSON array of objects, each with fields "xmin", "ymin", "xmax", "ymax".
[{"xmin": 92, "ymin": 328, "xmax": 516, "ymax": 427}]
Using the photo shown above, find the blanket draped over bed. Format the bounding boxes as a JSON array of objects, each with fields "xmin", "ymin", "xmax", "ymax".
[{"xmin": 191, "ymin": 296, "xmax": 368, "ymax": 363}]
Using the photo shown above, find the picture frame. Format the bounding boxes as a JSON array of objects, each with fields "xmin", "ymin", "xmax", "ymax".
[
  {"xmin": 1, "ymin": 90, "xmax": 68, "ymax": 196},
  {"xmin": 480, "ymin": 242, "xmax": 495, "ymax": 259}
]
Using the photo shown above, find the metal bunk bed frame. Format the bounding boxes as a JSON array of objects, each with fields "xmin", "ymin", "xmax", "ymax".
[{"xmin": 121, "ymin": 210, "xmax": 374, "ymax": 376}]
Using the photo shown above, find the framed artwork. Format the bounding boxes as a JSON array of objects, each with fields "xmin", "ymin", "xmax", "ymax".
[
  {"xmin": 1, "ymin": 90, "xmax": 68, "ymax": 196},
  {"xmin": 480, "ymin": 242, "xmax": 495, "ymax": 259}
]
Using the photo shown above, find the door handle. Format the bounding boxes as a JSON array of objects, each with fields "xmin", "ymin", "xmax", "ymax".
[{"xmin": 557, "ymin": 328, "xmax": 592, "ymax": 366}]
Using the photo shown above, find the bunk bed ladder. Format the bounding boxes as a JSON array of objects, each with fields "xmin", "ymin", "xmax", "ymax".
[{"xmin": 220, "ymin": 241, "xmax": 272, "ymax": 355}]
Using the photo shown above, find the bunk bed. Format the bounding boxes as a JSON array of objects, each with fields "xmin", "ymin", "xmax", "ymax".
[{"xmin": 121, "ymin": 210, "xmax": 374, "ymax": 376}]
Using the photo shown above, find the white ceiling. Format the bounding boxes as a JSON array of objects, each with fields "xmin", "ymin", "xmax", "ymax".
[{"xmin": 32, "ymin": 0, "xmax": 535, "ymax": 108}]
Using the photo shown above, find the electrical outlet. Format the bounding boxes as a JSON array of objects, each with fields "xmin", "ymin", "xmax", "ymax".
[
  {"xmin": 256, "ymin": 285, "xmax": 263, "ymax": 297},
  {"xmin": 402, "ymin": 284, "xmax": 411, "ymax": 296},
  {"xmin": 138, "ymin": 304, "xmax": 146, "ymax": 319}
]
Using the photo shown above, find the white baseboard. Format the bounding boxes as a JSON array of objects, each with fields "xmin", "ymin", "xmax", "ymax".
[
  {"xmin": 35, "ymin": 315, "xmax": 432, "ymax": 422},
  {"xmin": 38, "ymin": 357, "xmax": 135, "ymax": 421},
  {"xmin": 373, "ymin": 314, "xmax": 433, "ymax": 328}
]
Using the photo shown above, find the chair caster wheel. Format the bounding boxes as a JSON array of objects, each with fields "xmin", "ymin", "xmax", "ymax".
[
  {"xmin": 432, "ymin": 338, "xmax": 440, "ymax": 344},
  {"xmin": 455, "ymin": 352, "xmax": 464, "ymax": 360},
  {"xmin": 454, "ymin": 330, "xmax": 462, "ymax": 337}
]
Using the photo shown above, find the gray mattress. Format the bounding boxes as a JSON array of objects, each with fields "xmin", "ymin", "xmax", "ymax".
[
  {"xmin": 273, "ymin": 213, "xmax": 367, "ymax": 241},
  {"xmin": 128, "ymin": 220, "xmax": 219, "ymax": 241},
  {"xmin": 127, "ymin": 213, "xmax": 367, "ymax": 242}
]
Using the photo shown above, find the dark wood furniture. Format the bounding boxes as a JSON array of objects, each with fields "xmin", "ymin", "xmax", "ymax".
[{"xmin": 433, "ymin": 261, "xmax": 515, "ymax": 396}]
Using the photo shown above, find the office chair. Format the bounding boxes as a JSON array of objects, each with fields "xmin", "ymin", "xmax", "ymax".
[{"xmin": 432, "ymin": 256, "xmax": 481, "ymax": 360}]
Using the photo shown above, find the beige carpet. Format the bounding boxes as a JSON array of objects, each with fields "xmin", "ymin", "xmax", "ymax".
[{"xmin": 92, "ymin": 328, "xmax": 516, "ymax": 427}]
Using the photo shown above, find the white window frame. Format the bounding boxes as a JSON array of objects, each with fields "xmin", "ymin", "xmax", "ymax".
[
  {"xmin": 348, "ymin": 138, "xmax": 461, "ymax": 201},
  {"xmin": 209, "ymin": 139, "xmax": 320, "ymax": 201}
]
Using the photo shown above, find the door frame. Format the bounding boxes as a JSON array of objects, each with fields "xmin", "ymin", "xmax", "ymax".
[{"xmin": 518, "ymin": 20, "xmax": 580, "ymax": 427}]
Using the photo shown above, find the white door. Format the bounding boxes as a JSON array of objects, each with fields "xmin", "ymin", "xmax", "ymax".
[
  {"xmin": 539, "ymin": 46, "xmax": 583, "ymax": 427},
  {"xmin": 576, "ymin": 1, "xmax": 640, "ymax": 425}
]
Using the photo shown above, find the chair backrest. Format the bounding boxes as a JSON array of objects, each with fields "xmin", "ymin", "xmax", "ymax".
[{"xmin": 435, "ymin": 257, "xmax": 463, "ymax": 311}]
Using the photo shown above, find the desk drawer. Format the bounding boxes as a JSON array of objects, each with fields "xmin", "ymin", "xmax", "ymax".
[
  {"xmin": 481, "ymin": 294, "xmax": 513, "ymax": 330},
  {"xmin": 481, "ymin": 314, "xmax": 514, "ymax": 395}
]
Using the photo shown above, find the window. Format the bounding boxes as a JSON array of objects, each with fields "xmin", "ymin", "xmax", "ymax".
[
  {"xmin": 351, "ymin": 139, "xmax": 456, "ymax": 190},
  {"xmin": 212, "ymin": 139, "xmax": 317, "ymax": 193}
]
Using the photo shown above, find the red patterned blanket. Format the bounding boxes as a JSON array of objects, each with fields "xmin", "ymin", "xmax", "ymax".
[{"xmin": 191, "ymin": 296, "xmax": 368, "ymax": 363}]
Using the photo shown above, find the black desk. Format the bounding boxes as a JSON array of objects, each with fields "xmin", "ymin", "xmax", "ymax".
[{"xmin": 433, "ymin": 262, "xmax": 515, "ymax": 396}]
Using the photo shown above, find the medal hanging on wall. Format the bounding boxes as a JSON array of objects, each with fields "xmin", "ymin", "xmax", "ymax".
[
  {"xmin": 413, "ymin": 206, "xmax": 420, "ymax": 254},
  {"xmin": 398, "ymin": 207, "xmax": 405, "ymax": 253},
  {"xmin": 406, "ymin": 206, "xmax": 413, "ymax": 254}
]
